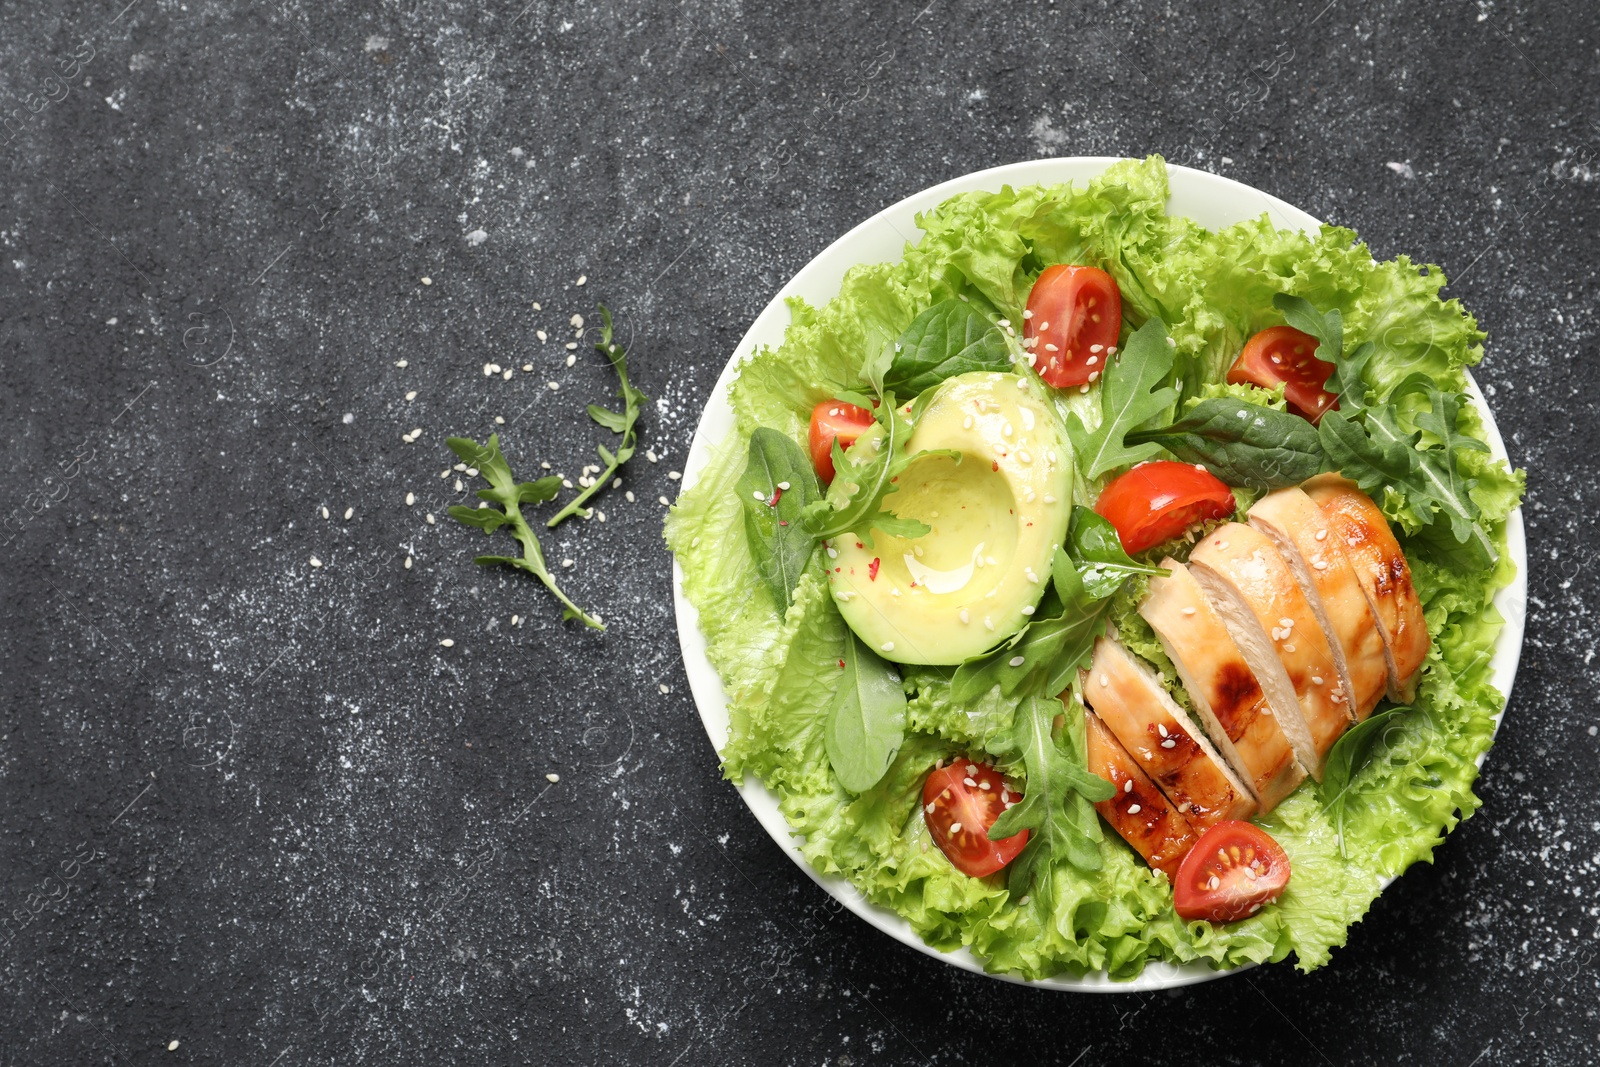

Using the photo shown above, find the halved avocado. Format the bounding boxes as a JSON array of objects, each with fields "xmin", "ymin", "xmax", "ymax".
[{"xmin": 825, "ymin": 371, "xmax": 1073, "ymax": 665}]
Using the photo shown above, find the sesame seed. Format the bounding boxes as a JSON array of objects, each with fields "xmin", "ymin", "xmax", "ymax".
[
  {"xmin": 404, "ymin": 556, "xmax": 413, "ymax": 570},
  {"xmin": 1086, "ymin": 355, "xmax": 1098, "ymax": 365},
  {"xmin": 1315, "ymin": 529, "xmax": 1328, "ymax": 541},
  {"xmin": 576, "ymin": 275, "xmax": 587, "ymax": 287},
  {"xmin": 625, "ymin": 491, "xmax": 636, "ymax": 502},
  {"xmin": 548, "ymin": 381, "xmax": 560, "ymax": 390},
  {"xmin": 1016, "ymin": 378, "xmax": 1027, "ymax": 390},
  {"xmin": 465, "ymin": 467, "xmax": 479, "ymax": 477},
  {"xmin": 1314, "ymin": 559, "xmax": 1329, "ymax": 570},
  {"xmin": 1181, "ymin": 606, "xmax": 1196, "ymax": 616},
  {"xmin": 1017, "ymin": 895, "xmax": 1028, "ymax": 905},
  {"xmin": 646, "ymin": 449, "xmax": 659, "ymax": 463},
  {"xmin": 1161, "ymin": 738, "xmax": 1176, "ymax": 749},
  {"xmin": 1128, "ymin": 803, "xmax": 1142, "ymax": 814},
  {"xmin": 1008, "ymin": 655, "xmax": 1026, "ymax": 667},
  {"xmin": 532, "ymin": 302, "xmax": 542, "ymax": 311},
  {"xmin": 984, "ymin": 617, "xmax": 994, "ymax": 631},
  {"xmin": 570, "ymin": 314, "xmax": 584, "ymax": 328},
  {"xmin": 405, "ymin": 492, "xmax": 415, "ymax": 506},
  {"xmin": 959, "ymin": 609, "xmax": 970, "ymax": 624},
  {"xmin": 564, "ymin": 342, "xmax": 578, "ymax": 351},
  {"xmin": 395, "ymin": 359, "xmax": 408, "ymax": 368},
  {"xmin": 1044, "ymin": 343, "xmax": 1059, "ymax": 352},
  {"xmin": 546, "ymin": 772, "xmax": 561, "ymax": 783},
  {"xmin": 949, "ymin": 822, "xmax": 963, "ymax": 834},
  {"xmin": 320, "ymin": 505, "xmax": 330, "ymax": 519},
  {"xmin": 881, "ymin": 641, "xmax": 895, "ymax": 652},
  {"xmin": 1021, "ymin": 606, "xmax": 1035, "ymax": 615},
  {"xmin": 523, "ymin": 363, "xmax": 534, "ymax": 372},
  {"xmin": 1284, "ymin": 643, "xmax": 1296, "ymax": 653},
  {"xmin": 454, "ymin": 479, "xmax": 464, "ymax": 492},
  {"xmin": 1079, "ymin": 385, "xmax": 1089, "ymax": 394},
  {"xmin": 308, "ymin": 556, "xmax": 322, "ymax": 568},
  {"xmin": 511, "ymin": 615, "xmax": 520, "ymax": 626},
  {"xmin": 1216, "ymin": 540, "xmax": 1229, "ymax": 549},
  {"xmin": 439, "ymin": 638, "xmax": 454, "ymax": 647},
  {"xmin": 561, "ymin": 559, "xmax": 575, "ymax": 569},
  {"xmin": 1158, "ymin": 723, "xmax": 1169, "ymax": 737},
  {"xmin": 1311, "ymin": 675, "xmax": 1324, "ymax": 685},
  {"xmin": 659, "ymin": 496, "xmax": 670, "ymax": 506},
  {"xmin": 658, "ymin": 683, "xmax": 671, "ymax": 694},
  {"xmin": 1089, "ymin": 344, "xmax": 1103, "ymax": 353},
  {"xmin": 963, "ymin": 777, "xmax": 977, "ymax": 787},
  {"xmin": 405, "ymin": 390, "xmax": 417, "ymax": 401},
  {"xmin": 343, "ymin": 507, "xmax": 354, "ymax": 520},
  {"xmin": 536, "ymin": 330, "xmax": 548, "ymax": 342},
  {"xmin": 1043, "ymin": 494, "xmax": 1056, "ymax": 504},
  {"xmin": 668, "ymin": 471, "xmax": 682, "ymax": 481}
]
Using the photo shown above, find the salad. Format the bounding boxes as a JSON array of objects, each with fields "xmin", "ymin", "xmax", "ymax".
[{"xmin": 665, "ymin": 157, "xmax": 1523, "ymax": 979}]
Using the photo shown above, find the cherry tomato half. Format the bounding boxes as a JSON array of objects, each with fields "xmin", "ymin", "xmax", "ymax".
[
  {"xmin": 1094, "ymin": 461, "xmax": 1237, "ymax": 555},
  {"xmin": 1172, "ymin": 820, "xmax": 1291, "ymax": 923},
  {"xmin": 1023, "ymin": 265, "xmax": 1123, "ymax": 389},
  {"xmin": 1226, "ymin": 324, "xmax": 1338, "ymax": 423},
  {"xmin": 922, "ymin": 759, "xmax": 1029, "ymax": 878},
  {"xmin": 808, "ymin": 400, "xmax": 874, "ymax": 484}
]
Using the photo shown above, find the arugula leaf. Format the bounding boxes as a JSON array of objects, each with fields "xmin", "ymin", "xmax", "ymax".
[
  {"xmin": 547, "ymin": 305, "xmax": 649, "ymax": 528},
  {"xmin": 986, "ymin": 689, "xmax": 1114, "ymax": 908},
  {"xmin": 1065, "ymin": 317, "xmax": 1178, "ymax": 481},
  {"xmin": 736, "ymin": 428, "xmax": 823, "ymax": 611},
  {"xmin": 878, "ymin": 299, "xmax": 1013, "ymax": 397},
  {"xmin": 801, "ymin": 398, "xmax": 951, "ymax": 548},
  {"xmin": 1319, "ymin": 397, "xmax": 1497, "ymax": 570},
  {"xmin": 446, "ymin": 434, "xmax": 604, "ymax": 629},
  {"xmin": 1273, "ymin": 292, "xmax": 1344, "ymax": 363},
  {"xmin": 823, "ymin": 631, "xmax": 908, "ymax": 794},
  {"xmin": 1318, "ymin": 705, "xmax": 1408, "ymax": 858},
  {"xmin": 1067, "ymin": 506, "xmax": 1165, "ymax": 599},
  {"xmin": 1281, "ymin": 293, "xmax": 1500, "ymax": 572},
  {"xmin": 1124, "ymin": 397, "xmax": 1325, "ymax": 491}
]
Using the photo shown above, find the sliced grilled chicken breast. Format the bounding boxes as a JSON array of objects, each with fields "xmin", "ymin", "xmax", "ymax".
[
  {"xmin": 1302, "ymin": 474, "xmax": 1429, "ymax": 703},
  {"xmin": 1082, "ymin": 637, "xmax": 1257, "ymax": 828},
  {"xmin": 1248, "ymin": 487, "xmax": 1388, "ymax": 720},
  {"xmin": 1139, "ymin": 559, "xmax": 1306, "ymax": 812},
  {"xmin": 1188, "ymin": 523, "xmax": 1354, "ymax": 780},
  {"xmin": 1083, "ymin": 709, "xmax": 1198, "ymax": 878}
]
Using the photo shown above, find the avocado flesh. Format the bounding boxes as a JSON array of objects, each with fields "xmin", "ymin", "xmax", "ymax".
[{"xmin": 825, "ymin": 371, "xmax": 1073, "ymax": 665}]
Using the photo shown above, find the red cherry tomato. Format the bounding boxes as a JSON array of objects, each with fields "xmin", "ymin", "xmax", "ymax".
[
  {"xmin": 1227, "ymin": 325, "xmax": 1338, "ymax": 423},
  {"xmin": 808, "ymin": 400, "xmax": 874, "ymax": 484},
  {"xmin": 922, "ymin": 759, "xmax": 1029, "ymax": 878},
  {"xmin": 1023, "ymin": 265, "xmax": 1123, "ymax": 388},
  {"xmin": 1172, "ymin": 820, "xmax": 1291, "ymax": 923},
  {"xmin": 1095, "ymin": 461, "xmax": 1237, "ymax": 555}
]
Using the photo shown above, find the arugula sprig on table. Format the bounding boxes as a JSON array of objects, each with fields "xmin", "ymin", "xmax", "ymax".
[
  {"xmin": 547, "ymin": 305, "xmax": 648, "ymax": 528},
  {"xmin": 446, "ymin": 434, "xmax": 605, "ymax": 630}
]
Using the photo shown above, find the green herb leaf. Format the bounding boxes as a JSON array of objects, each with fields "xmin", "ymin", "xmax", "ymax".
[
  {"xmin": 986, "ymin": 689, "xmax": 1113, "ymax": 909},
  {"xmin": 1067, "ymin": 506, "xmax": 1165, "ymax": 599},
  {"xmin": 446, "ymin": 434, "xmax": 604, "ymax": 629},
  {"xmin": 878, "ymin": 299, "xmax": 1014, "ymax": 397},
  {"xmin": 735, "ymin": 428, "xmax": 823, "ymax": 611},
  {"xmin": 1273, "ymin": 292, "xmax": 1344, "ymax": 363},
  {"xmin": 801, "ymin": 398, "xmax": 950, "ymax": 548},
  {"xmin": 1318, "ymin": 704, "xmax": 1408, "ymax": 857},
  {"xmin": 1124, "ymin": 397, "xmax": 1326, "ymax": 490},
  {"xmin": 823, "ymin": 632, "xmax": 908, "ymax": 794},
  {"xmin": 1065, "ymin": 317, "xmax": 1178, "ymax": 480},
  {"xmin": 547, "ymin": 305, "xmax": 648, "ymax": 527}
]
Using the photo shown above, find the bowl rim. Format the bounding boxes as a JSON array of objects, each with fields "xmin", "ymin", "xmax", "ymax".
[{"xmin": 670, "ymin": 156, "xmax": 1528, "ymax": 992}]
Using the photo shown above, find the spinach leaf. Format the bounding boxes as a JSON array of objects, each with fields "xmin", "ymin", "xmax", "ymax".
[
  {"xmin": 986, "ymin": 688, "xmax": 1114, "ymax": 909},
  {"xmin": 1318, "ymin": 705, "xmax": 1408, "ymax": 857},
  {"xmin": 735, "ymin": 428, "xmax": 823, "ymax": 611},
  {"xmin": 1067, "ymin": 506, "xmax": 1165, "ymax": 599},
  {"xmin": 1065, "ymin": 317, "xmax": 1178, "ymax": 480},
  {"xmin": 823, "ymin": 631, "xmax": 908, "ymax": 794},
  {"xmin": 1125, "ymin": 397, "xmax": 1326, "ymax": 490},
  {"xmin": 879, "ymin": 299, "xmax": 1013, "ymax": 397}
]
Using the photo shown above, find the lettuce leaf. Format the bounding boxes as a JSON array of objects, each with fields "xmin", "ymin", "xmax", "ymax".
[{"xmin": 667, "ymin": 155, "xmax": 1523, "ymax": 980}]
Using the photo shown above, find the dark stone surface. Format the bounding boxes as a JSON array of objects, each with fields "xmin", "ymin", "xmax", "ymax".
[{"xmin": 1, "ymin": 1, "xmax": 1596, "ymax": 1063}]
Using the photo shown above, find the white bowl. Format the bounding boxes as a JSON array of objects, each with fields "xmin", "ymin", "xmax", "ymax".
[{"xmin": 671, "ymin": 157, "xmax": 1528, "ymax": 992}]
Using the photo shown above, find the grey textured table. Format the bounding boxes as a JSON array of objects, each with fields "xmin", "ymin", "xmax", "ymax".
[{"xmin": 2, "ymin": 1, "xmax": 1596, "ymax": 1064}]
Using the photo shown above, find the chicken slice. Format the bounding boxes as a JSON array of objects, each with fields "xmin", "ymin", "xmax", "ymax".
[
  {"xmin": 1082, "ymin": 637, "xmax": 1257, "ymax": 829},
  {"xmin": 1083, "ymin": 709, "xmax": 1199, "ymax": 878},
  {"xmin": 1188, "ymin": 523, "xmax": 1354, "ymax": 780},
  {"xmin": 1249, "ymin": 487, "xmax": 1388, "ymax": 720},
  {"xmin": 1302, "ymin": 474, "xmax": 1430, "ymax": 703},
  {"xmin": 1139, "ymin": 559, "xmax": 1306, "ymax": 812}
]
